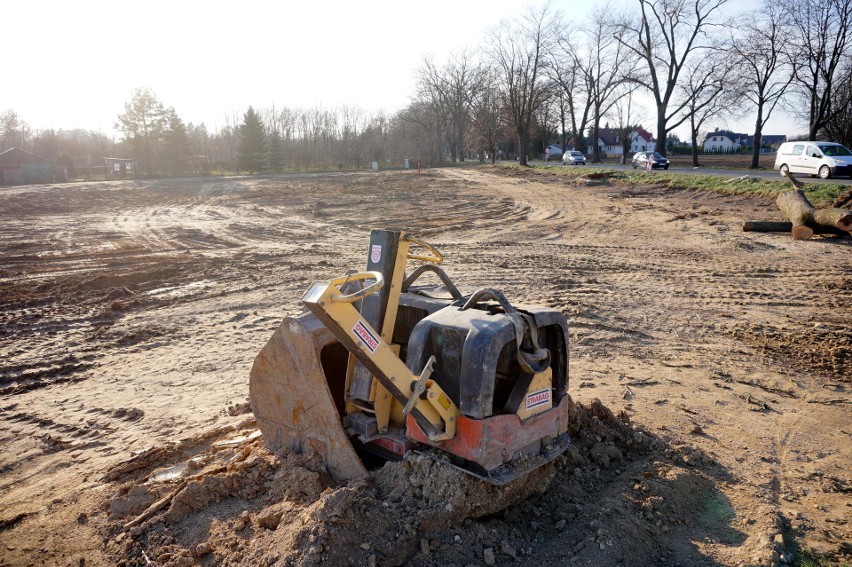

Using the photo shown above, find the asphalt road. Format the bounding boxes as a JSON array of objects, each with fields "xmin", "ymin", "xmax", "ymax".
[{"xmin": 534, "ymin": 161, "xmax": 852, "ymax": 185}]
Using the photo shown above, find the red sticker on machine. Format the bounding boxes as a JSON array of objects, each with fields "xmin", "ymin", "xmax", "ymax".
[
  {"xmin": 370, "ymin": 244, "xmax": 382, "ymax": 264},
  {"xmin": 353, "ymin": 320, "xmax": 380, "ymax": 353},
  {"xmin": 525, "ymin": 388, "xmax": 551, "ymax": 410}
]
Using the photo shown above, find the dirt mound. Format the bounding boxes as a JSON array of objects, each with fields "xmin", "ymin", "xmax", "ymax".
[{"xmin": 95, "ymin": 398, "xmax": 794, "ymax": 567}]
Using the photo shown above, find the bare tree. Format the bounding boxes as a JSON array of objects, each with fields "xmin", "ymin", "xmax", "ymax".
[
  {"xmin": 579, "ymin": 9, "xmax": 639, "ymax": 162},
  {"xmin": 783, "ymin": 0, "xmax": 852, "ymax": 140},
  {"xmin": 0, "ymin": 110, "xmax": 32, "ymax": 151},
  {"xmin": 549, "ymin": 27, "xmax": 592, "ymax": 153},
  {"xmin": 414, "ymin": 51, "xmax": 484, "ymax": 162},
  {"xmin": 470, "ymin": 69, "xmax": 505, "ymax": 163},
  {"xmin": 487, "ymin": 6, "xmax": 558, "ymax": 165},
  {"xmin": 819, "ymin": 61, "xmax": 852, "ymax": 146},
  {"xmin": 731, "ymin": 1, "xmax": 796, "ymax": 168},
  {"xmin": 678, "ymin": 55, "xmax": 738, "ymax": 166},
  {"xmin": 612, "ymin": 84, "xmax": 647, "ymax": 159},
  {"xmin": 618, "ymin": 0, "xmax": 729, "ymax": 155},
  {"xmin": 401, "ymin": 99, "xmax": 450, "ymax": 164}
]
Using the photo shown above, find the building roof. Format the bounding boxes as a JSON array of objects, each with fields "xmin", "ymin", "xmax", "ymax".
[
  {"xmin": 0, "ymin": 147, "xmax": 52, "ymax": 165},
  {"xmin": 704, "ymin": 130, "xmax": 747, "ymax": 142},
  {"xmin": 703, "ymin": 132, "xmax": 787, "ymax": 146},
  {"xmin": 595, "ymin": 127, "xmax": 655, "ymax": 146},
  {"xmin": 596, "ymin": 128, "xmax": 620, "ymax": 146},
  {"xmin": 751, "ymin": 134, "xmax": 787, "ymax": 145},
  {"xmin": 633, "ymin": 127, "xmax": 654, "ymax": 142}
]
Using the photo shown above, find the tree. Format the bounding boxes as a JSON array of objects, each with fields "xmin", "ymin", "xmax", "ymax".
[
  {"xmin": 1, "ymin": 110, "xmax": 31, "ymax": 150},
  {"xmin": 819, "ymin": 62, "xmax": 852, "ymax": 147},
  {"xmin": 414, "ymin": 51, "xmax": 484, "ymax": 162},
  {"xmin": 731, "ymin": 1, "xmax": 796, "ymax": 168},
  {"xmin": 783, "ymin": 0, "xmax": 852, "ymax": 140},
  {"xmin": 237, "ymin": 107, "xmax": 266, "ymax": 174},
  {"xmin": 618, "ymin": 0, "xmax": 729, "ymax": 155},
  {"xmin": 578, "ymin": 9, "xmax": 639, "ymax": 162},
  {"xmin": 549, "ymin": 27, "xmax": 590, "ymax": 153},
  {"xmin": 187, "ymin": 122, "xmax": 210, "ymax": 174},
  {"xmin": 162, "ymin": 107, "xmax": 189, "ymax": 175},
  {"xmin": 487, "ymin": 6, "xmax": 558, "ymax": 165},
  {"xmin": 116, "ymin": 87, "xmax": 167, "ymax": 174},
  {"xmin": 401, "ymin": 100, "xmax": 447, "ymax": 164},
  {"xmin": 267, "ymin": 130, "xmax": 285, "ymax": 172},
  {"xmin": 679, "ymin": 56, "xmax": 738, "ymax": 166},
  {"xmin": 469, "ymin": 71, "xmax": 504, "ymax": 164},
  {"xmin": 612, "ymin": 84, "xmax": 647, "ymax": 158}
]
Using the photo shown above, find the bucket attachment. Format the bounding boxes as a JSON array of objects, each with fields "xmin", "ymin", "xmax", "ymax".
[{"xmin": 249, "ymin": 312, "xmax": 367, "ymax": 483}]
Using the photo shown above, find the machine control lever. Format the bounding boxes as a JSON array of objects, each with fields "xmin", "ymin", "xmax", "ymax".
[{"xmin": 403, "ymin": 355, "xmax": 437, "ymax": 416}]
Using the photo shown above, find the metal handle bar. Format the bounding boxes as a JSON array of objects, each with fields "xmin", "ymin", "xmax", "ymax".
[
  {"xmin": 403, "ymin": 235, "xmax": 443, "ymax": 263},
  {"xmin": 328, "ymin": 271, "xmax": 385, "ymax": 303}
]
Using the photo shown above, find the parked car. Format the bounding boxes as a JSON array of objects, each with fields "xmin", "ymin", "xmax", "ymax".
[
  {"xmin": 773, "ymin": 141, "xmax": 852, "ymax": 179},
  {"xmin": 544, "ymin": 144, "xmax": 563, "ymax": 161},
  {"xmin": 632, "ymin": 151, "xmax": 670, "ymax": 170},
  {"xmin": 563, "ymin": 150, "xmax": 586, "ymax": 165}
]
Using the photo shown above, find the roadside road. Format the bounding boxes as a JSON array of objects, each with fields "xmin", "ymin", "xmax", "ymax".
[{"xmin": 534, "ymin": 161, "xmax": 852, "ymax": 185}]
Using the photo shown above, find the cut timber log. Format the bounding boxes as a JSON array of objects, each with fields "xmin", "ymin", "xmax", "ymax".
[
  {"xmin": 775, "ymin": 171, "xmax": 852, "ymax": 239},
  {"xmin": 742, "ymin": 221, "xmax": 793, "ymax": 232},
  {"xmin": 742, "ymin": 220, "xmax": 848, "ymax": 235}
]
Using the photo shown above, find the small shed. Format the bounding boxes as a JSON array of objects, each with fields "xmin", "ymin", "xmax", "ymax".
[
  {"xmin": 0, "ymin": 147, "xmax": 64, "ymax": 185},
  {"xmin": 104, "ymin": 158, "xmax": 138, "ymax": 179}
]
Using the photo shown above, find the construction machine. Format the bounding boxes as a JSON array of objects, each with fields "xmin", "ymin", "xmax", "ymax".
[{"xmin": 250, "ymin": 230, "xmax": 570, "ymax": 485}]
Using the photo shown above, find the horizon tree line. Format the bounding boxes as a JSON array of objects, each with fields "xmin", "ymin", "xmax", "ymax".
[{"xmin": 2, "ymin": 0, "xmax": 850, "ymax": 175}]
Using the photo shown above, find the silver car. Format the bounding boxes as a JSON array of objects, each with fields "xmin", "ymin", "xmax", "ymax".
[
  {"xmin": 563, "ymin": 151, "xmax": 586, "ymax": 165},
  {"xmin": 632, "ymin": 151, "xmax": 669, "ymax": 170}
]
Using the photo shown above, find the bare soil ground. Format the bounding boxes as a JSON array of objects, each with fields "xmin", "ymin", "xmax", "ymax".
[{"xmin": 0, "ymin": 167, "xmax": 849, "ymax": 567}]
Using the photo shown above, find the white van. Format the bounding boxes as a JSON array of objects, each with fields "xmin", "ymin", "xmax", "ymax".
[{"xmin": 774, "ymin": 141, "xmax": 852, "ymax": 179}]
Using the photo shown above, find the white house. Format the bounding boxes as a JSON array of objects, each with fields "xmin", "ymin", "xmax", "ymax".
[
  {"xmin": 703, "ymin": 130, "xmax": 747, "ymax": 152},
  {"xmin": 703, "ymin": 130, "xmax": 787, "ymax": 152},
  {"xmin": 593, "ymin": 127, "xmax": 655, "ymax": 156},
  {"xmin": 629, "ymin": 128, "xmax": 655, "ymax": 153}
]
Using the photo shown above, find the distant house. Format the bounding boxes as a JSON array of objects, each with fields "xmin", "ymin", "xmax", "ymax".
[
  {"xmin": 593, "ymin": 127, "xmax": 656, "ymax": 156},
  {"xmin": 752, "ymin": 134, "xmax": 787, "ymax": 151},
  {"xmin": 629, "ymin": 128, "xmax": 655, "ymax": 153},
  {"xmin": 104, "ymin": 158, "xmax": 138, "ymax": 179},
  {"xmin": 0, "ymin": 147, "xmax": 65, "ymax": 185},
  {"xmin": 703, "ymin": 130, "xmax": 787, "ymax": 152}
]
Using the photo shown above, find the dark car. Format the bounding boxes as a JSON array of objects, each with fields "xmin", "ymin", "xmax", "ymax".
[{"xmin": 632, "ymin": 151, "xmax": 670, "ymax": 170}]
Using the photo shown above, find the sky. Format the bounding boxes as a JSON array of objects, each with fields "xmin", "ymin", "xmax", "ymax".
[{"xmin": 4, "ymin": 0, "xmax": 798, "ymax": 141}]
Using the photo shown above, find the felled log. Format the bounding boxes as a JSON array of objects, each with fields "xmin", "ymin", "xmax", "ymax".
[
  {"xmin": 742, "ymin": 220, "xmax": 848, "ymax": 235},
  {"xmin": 776, "ymin": 188, "xmax": 852, "ymax": 239},
  {"xmin": 742, "ymin": 221, "xmax": 792, "ymax": 232}
]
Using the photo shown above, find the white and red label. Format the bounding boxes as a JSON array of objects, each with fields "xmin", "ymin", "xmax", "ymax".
[
  {"xmin": 353, "ymin": 320, "xmax": 380, "ymax": 353},
  {"xmin": 525, "ymin": 388, "xmax": 551, "ymax": 410},
  {"xmin": 370, "ymin": 244, "xmax": 382, "ymax": 264}
]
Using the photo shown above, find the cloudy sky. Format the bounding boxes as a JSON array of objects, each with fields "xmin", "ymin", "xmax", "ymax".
[{"xmin": 5, "ymin": 0, "xmax": 795, "ymax": 140}]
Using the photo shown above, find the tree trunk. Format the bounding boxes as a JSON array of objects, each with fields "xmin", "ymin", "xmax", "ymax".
[
  {"xmin": 750, "ymin": 104, "xmax": 764, "ymax": 170},
  {"xmin": 690, "ymin": 115, "xmax": 700, "ymax": 167},
  {"xmin": 518, "ymin": 128, "xmax": 529, "ymax": 166},
  {"xmin": 655, "ymin": 105, "xmax": 667, "ymax": 155},
  {"xmin": 776, "ymin": 187, "xmax": 852, "ymax": 240},
  {"xmin": 591, "ymin": 115, "xmax": 601, "ymax": 163}
]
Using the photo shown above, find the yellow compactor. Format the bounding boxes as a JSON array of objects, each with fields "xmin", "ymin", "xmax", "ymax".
[{"xmin": 250, "ymin": 230, "xmax": 571, "ymax": 484}]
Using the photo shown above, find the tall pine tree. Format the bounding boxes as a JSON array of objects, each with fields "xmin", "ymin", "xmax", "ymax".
[
  {"xmin": 162, "ymin": 107, "xmax": 190, "ymax": 176},
  {"xmin": 237, "ymin": 107, "xmax": 266, "ymax": 173},
  {"xmin": 267, "ymin": 130, "xmax": 285, "ymax": 172}
]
